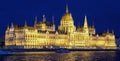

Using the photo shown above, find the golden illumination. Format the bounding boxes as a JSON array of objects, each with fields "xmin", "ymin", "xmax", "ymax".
[{"xmin": 5, "ymin": 5, "xmax": 116, "ymax": 49}]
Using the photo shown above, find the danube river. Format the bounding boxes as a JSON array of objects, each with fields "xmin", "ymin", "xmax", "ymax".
[{"xmin": 0, "ymin": 51, "xmax": 119, "ymax": 61}]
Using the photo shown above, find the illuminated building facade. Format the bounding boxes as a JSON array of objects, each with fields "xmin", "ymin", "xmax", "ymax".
[{"xmin": 5, "ymin": 6, "xmax": 116, "ymax": 49}]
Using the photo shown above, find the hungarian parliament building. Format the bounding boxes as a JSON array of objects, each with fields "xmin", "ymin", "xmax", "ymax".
[{"xmin": 5, "ymin": 6, "xmax": 116, "ymax": 49}]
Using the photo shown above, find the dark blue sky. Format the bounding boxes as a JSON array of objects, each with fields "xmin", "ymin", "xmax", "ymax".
[{"xmin": 0, "ymin": 0, "xmax": 120, "ymax": 37}]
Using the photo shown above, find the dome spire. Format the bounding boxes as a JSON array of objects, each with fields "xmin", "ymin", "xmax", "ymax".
[{"xmin": 66, "ymin": 4, "xmax": 69, "ymax": 13}]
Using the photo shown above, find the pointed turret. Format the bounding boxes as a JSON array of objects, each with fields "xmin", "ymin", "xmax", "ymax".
[
  {"xmin": 52, "ymin": 16, "xmax": 54, "ymax": 25},
  {"xmin": 66, "ymin": 4, "xmax": 69, "ymax": 14},
  {"xmin": 107, "ymin": 29, "xmax": 109, "ymax": 33},
  {"xmin": 52, "ymin": 16, "xmax": 55, "ymax": 31},
  {"xmin": 78, "ymin": 22, "xmax": 80, "ymax": 28},
  {"xmin": 92, "ymin": 21, "xmax": 94, "ymax": 28},
  {"xmin": 112, "ymin": 30, "xmax": 114, "ymax": 34},
  {"xmin": 24, "ymin": 20, "xmax": 27, "ymax": 28},
  {"xmin": 11, "ymin": 23, "xmax": 14, "ymax": 28},
  {"xmin": 55, "ymin": 31, "xmax": 58, "ymax": 34},
  {"xmin": 7, "ymin": 25, "xmax": 9, "ymax": 30},
  {"xmin": 42, "ymin": 14, "xmax": 46, "ymax": 22},
  {"xmin": 97, "ymin": 34, "xmax": 99, "ymax": 37},
  {"xmin": 34, "ymin": 16, "xmax": 37, "ymax": 27},
  {"xmin": 10, "ymin": 23, "xmax": 14, "ymax": 31},
  {"xmin": 84, "ymin": 16, "xmax": 88, "ymax": 28},
  {"xmin": 35, "ymin": 16, "xmax": 37, "ymax": 24}
]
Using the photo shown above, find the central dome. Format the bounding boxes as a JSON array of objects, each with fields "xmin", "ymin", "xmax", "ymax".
[
  {"xmin": 61, "ymin": 13, "xmax": 74, "ymax": 21},
  {"xmin": 61, "ymin": 5, "xmax": 74, "ymax": 21},
  {"xmin": 58, "ymin": 5, "xmax": 76, "ymax": 33}
]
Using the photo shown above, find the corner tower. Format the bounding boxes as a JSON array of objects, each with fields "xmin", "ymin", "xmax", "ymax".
[{"xmin": 58, "ymin": 5, "xmax": 76, "ymax": 33}]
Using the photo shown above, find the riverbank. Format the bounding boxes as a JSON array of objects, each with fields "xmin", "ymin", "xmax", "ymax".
[
  {"xmin": 0, "ymin": 48, "xmax": 119, "ymax": 54},
  {"xmin": 0, "ymin": 48, "xmax": 119, "ymax": 52}
]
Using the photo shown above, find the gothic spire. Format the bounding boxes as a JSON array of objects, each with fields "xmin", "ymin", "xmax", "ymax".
[{"xmin": 84, "ymin": 16, "xmax": 88, "ymax": 28}]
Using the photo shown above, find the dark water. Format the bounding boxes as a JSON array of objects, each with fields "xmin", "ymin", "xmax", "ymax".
[{"xmin": 0, "ymin": 51, "xmax": 120, "ymax": 61}]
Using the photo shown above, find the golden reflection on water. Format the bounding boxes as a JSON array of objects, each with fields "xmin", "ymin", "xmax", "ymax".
[{"xmin": 3, "ymin": 51, "xmax": 116, "ymax": 61}]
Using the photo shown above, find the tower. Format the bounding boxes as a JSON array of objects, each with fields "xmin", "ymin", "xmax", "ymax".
[
  {"xmin": 83, "ymin": 16, "xmax": 89, "ymax": 34},
  {"xmin": 58, "ymin": 5, "xmax": 76, "ymax": 33},
  {"xmin": 5, "ymin": 23, "xmax": 15, "ymax": 46}
]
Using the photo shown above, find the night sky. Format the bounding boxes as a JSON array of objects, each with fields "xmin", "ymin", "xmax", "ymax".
[{"xmin": 0, "ymin": 0, "xmax": 120, "ymax": 37}]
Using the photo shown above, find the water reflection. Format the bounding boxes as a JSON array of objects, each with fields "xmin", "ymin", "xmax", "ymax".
[{"xmin": 0, "ymin": 51, "xmax": 117, "ymax": 61}]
